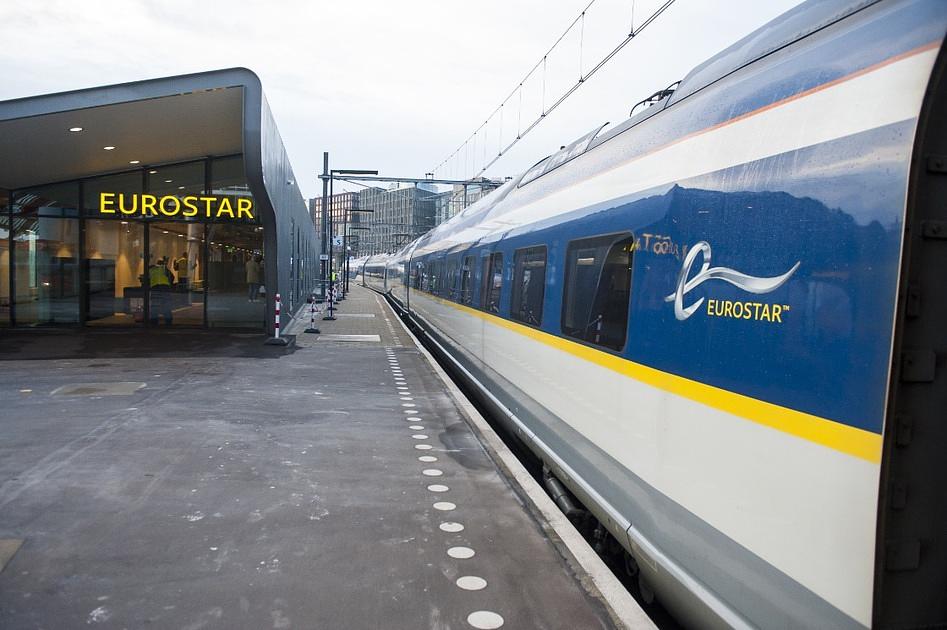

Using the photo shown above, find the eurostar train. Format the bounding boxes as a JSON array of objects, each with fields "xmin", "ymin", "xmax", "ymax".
[{"xmin": 366, "ymin": 1, "xmax": 947, "ymax": 627}]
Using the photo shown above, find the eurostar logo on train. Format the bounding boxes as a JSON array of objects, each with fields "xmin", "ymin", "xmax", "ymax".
[
  {"xmin": 665, "ymin": 241, "xmax": 799, "ymax": 323},
  {"xmin": 98, "ymin": 192, "xmax": 254, "ymax": 220}
]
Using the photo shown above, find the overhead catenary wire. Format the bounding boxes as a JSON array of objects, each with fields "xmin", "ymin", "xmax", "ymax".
[{"xmin": 430, "ymin": 0, "xmax": 676, "ymax": 180}]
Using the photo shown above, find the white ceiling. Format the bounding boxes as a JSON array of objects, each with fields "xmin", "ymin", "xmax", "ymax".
[{"xmin": 0, "ymin": 87, "xmax": 244, "ymax": 190}]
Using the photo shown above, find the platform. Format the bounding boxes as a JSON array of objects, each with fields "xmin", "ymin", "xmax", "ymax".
[{"xmin": 0, "ymin": 286, "xmax": 618, "ymax": 629}]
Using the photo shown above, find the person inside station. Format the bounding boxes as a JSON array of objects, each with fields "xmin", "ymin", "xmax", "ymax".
[
  {"xmin": 246, "ymin": 254, "xmax": 263, "ymax": 303},
  {"xmin": 149, "ymin": 256, "xmax": 174, "ymax": 325},
  {"xmin": 173, "ymin": 252, "xmax": 189, "ymax": 291}
]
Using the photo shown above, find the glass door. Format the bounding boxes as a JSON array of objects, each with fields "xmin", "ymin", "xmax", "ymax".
[
  {"xmin": 147, "ymin": 222, "xmax": 205, "ymax": 326},
  {"xmin": 85, "ymin": 219, "xmax": 145, "ymax": 326}
]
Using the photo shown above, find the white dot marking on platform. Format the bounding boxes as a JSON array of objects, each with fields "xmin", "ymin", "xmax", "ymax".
[
  {"xmin": 414, "ymin": 444, "xmax": 433, "ymax": 451},
  {"xmin": 401, "ymin": 403, "xmax": 416, "ymax": 408},
  {"xmin": 403, "ymin": 409, "xmax": 417, "ymax": 414},
  {"xmin": 418, "ymin": 455, "xmax": 437, "ymax": 463},
  {"xmin": 447, "ymin": 546, "xmax": 475, "ymax": 559},
  {"xmin": 411, "ymin": 434, "xmax": 429, "ymax": 440},
  {"xmin": 467, "ymin": 611, "xmax": 504, "ymax": 629},
  {"xmin": 422, "ymin": 469, "xmax": 443, "ymax": 477},
  {"xmin": 400, "ymin": 397, "xmax": 414, "ymax": 401},
  {"xmin": 439, "ymin": 521, "xmax": 464, "ymax": 533},
  {"xmin": 433, "ymin": 501, "xmax": 455, "ymax": 511},
  {"xmin": 427, "ymin": 484, "xmax": 449, "ymax": 493},
  {"xmin": 409, "ymin": 425, "xmax": 424, "ymax": 430},
  {"xmin": 456, "ymin": 576, "xmax": 488, "ymax": 591}
]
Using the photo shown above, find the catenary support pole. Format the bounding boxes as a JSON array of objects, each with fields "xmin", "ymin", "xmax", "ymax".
[{"xmin": 320, "ymin": 152, "xmax": 329, "ymax": 303}]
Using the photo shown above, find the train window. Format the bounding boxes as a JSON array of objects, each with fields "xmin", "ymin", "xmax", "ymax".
[
  {"xmin": 561, "ymin": 233, "xmax": 634, "ymax": 351},
  {"xmin": 511, "ymin": 246, "xmax": 547, "ymax": 326},
  {"xmin": 446, "ymin": 260, "xmax": 458, "ymax": 301},
  {"xmin": 411, "ymin": 261, "xmax": 423, "ymax": 290},
  {"xmin": 460, "ymin": 255, "xmax": 474, "ymax": 305},
  {"xmin": 480, "ymin": 252, "xmax": 503, "ymax": 313}
]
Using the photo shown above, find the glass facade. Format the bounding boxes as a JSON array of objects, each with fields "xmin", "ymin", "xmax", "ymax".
[
  {"xmin": 0, "ymin": 189, "xmax": 10, "ymax": 326},
  {"xmin": 12, "ymin": 183, "xmax": 80, "ymax": 325},
  {"xmin": 0, "ymin": 155, "xmax": 266, "ymax": 330}
]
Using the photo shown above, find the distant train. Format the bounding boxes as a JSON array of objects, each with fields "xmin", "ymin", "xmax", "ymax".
[{"xmin": 364, "ymin": 1, "xmax": 947, "ymax": 627}]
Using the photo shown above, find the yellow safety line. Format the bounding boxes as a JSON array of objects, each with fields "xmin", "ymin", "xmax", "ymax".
[{"xmin": 415, "ymin": 292, "xmax": 883, "ymax": 463}]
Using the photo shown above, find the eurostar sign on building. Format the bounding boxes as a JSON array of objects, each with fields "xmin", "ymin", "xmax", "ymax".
[{"xmin": 99, "ymin": 193, "xmax": 254, "ymax": 219}]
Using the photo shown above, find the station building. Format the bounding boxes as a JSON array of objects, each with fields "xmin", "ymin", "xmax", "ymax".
[{"xmin": 0, "ymin": 68, "xmax": 318, "ymax": 333}]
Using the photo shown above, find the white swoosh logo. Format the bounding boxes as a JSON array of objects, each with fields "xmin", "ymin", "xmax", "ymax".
[{"xmin": 664, "ymin": 241, "xmax": 800, "ymax": 320}]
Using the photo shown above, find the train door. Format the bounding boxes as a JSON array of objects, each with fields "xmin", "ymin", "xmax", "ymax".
[{"xmin": 875, "ymin": 43, "xmax": 947, "ymax": 629}]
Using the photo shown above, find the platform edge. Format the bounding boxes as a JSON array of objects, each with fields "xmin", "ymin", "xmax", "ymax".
[{"xmin": 382, "ymin": 296, "xmax": 657, "ymax": 630}]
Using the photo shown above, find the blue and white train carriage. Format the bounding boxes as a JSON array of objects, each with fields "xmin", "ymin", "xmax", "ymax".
[{"xmin": 366, "ymin": 0, "xmax": 947, "ymax": 627}]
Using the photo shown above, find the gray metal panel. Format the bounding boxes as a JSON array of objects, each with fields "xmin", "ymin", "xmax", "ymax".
[{"xmin": 242, "ymin": 86, "xmax": 319, "ymax": 329}]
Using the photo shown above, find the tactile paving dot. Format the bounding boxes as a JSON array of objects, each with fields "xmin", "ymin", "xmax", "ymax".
[
  {"xmin": 447, "ymin": 546, "xmax": 475, "ymax": 559},
  {"xmin": 427, "ymin": 484, "xmax": 449, "ymax": 493},
  {"xmin": 439, "ymin": 521, "xmax": 464, "ymax": 533},
  {"xmin": 467, "ymin": 611, "xmax": 504, "ymax": 629},
  {"xmin": 456, "ymin": 576, "xmax": 487, "ymax": 591},
  {"xmin": 433, "ymin": 501, "xmax": 456, "ymax": 511}
]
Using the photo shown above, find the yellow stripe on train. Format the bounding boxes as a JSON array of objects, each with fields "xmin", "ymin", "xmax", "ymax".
[{"xmin": 415, "ymin": 291, "xmax": 884, "ymax": 464}]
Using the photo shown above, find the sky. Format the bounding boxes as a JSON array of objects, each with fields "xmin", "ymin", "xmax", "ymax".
[{"xmin": 0, "ymin": 0, "xmax": 803, "ymax": 200}]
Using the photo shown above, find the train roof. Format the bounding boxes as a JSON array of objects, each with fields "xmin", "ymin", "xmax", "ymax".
[{"xmin": 407, "ymin": 0, "xmax": 882, "ymax": 260}]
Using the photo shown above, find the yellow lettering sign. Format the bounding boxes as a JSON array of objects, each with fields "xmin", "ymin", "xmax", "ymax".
[
  {"xmin": 705, "ymin": 299, "xmax": 790, "ymax": 323},
  {"xmin": 96, "ymin": 194, "xmax": 254, "ymax": 220},
  {"xmin": 100, "ymin": 192, "xmax": 116, "ymax": 213}
]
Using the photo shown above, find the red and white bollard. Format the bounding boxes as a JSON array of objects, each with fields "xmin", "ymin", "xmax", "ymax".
[
  {"xmin": 304, "ymin": 293, "xmax": 320, "ymax": 334},
  {"xmin": 265, "ymin": 292, "xmax": 291, "ymax": 346},
  {"xmin": 274, "ymin": 293, "xmax": 281, "ymax": 339}
]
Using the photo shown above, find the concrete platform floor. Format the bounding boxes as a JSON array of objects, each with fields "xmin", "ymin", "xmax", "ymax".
[{"xmin": 0, "ymin": 287, "xmax": 614, "ymax": 629}]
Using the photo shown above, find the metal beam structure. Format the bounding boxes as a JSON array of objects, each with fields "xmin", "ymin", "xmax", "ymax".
[{"xmin": 335, "ymin": 175, "xmax": 488, "ymax": 186}]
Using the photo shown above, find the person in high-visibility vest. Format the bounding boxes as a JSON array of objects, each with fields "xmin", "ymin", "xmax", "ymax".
[
  {"xmin": 149, "ymin": 257, "xmax": 173, "ymax": 325},
  {"xmin": 173, "ymin": 252, "xmax": 189, "ymax": 291}
]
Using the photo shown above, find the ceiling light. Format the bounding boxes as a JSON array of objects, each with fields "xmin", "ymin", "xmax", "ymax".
[
  {"xmin": 178, "ymin": 186, "xmax": 185, "ymax": 190},
  {"xmin": 149, "ymin": 170, "xmax": 157, "ymax": 174},
  {"xmin": 162, "ymin": 230, "xmax": 169, "ymax": 234},
  {"xmin": 103, "ymin": 146, "xmax": 115, "ymax": 150},
  {"xmin": 68, "ymin": 127, "xmax": 83, "ymax": 132},
  {"xmin": 164, "ymin": 179, "xmax": 173, "ymax": 183},
  {"xmin": 129, "ymin": 160, "xmax": 140, "ymax": 165},
  {"xmin": 120, "ymin": 221, "xmax": 128, "ymax": 225}
]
